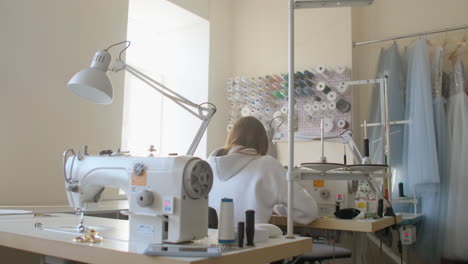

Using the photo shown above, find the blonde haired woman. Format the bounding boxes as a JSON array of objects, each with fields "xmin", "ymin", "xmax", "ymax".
[{"xmin": 208, "ymin": 116, "xmax": 318, "ymax": 224}]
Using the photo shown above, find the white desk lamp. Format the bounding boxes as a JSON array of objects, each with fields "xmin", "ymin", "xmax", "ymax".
[{"xmin": 68, "ymin": 41, "xmax": 216, "ymax": 156}]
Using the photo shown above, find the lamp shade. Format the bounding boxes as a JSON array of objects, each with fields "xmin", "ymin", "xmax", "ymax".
[{"xmin": 67, "ymin": 50, "xmax": 113, "ymax": 104}]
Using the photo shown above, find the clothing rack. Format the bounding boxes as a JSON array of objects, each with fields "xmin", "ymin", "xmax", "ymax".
[{"xmin": 353, "ymin": 24, "xmax": 468, "ymax": 47}]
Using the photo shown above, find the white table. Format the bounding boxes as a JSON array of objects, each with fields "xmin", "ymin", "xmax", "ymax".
[{"xmin": 0, "ymin": 213, "xmax": 312, "ymax": 264}]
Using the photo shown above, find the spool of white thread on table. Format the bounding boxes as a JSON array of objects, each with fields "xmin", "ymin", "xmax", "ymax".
[
  {"xmin": 328, "ymin": 101, "xmax": 337, "ymax": 110},
  {"xmin": 304, "ymin": 103, "xmax": 312, "ymax": 112},
  {"xmin": 227, "ymin": 94, "xmax": 233, "ymax": 101},
  {"xmin": 234, "ymin": 77, "xmax": 241, "ymax": 84},
  {"xmin": 218, "ymin": 198, "xmax": 235, "ymax": 244},
  {"xmin": 316, "ymin": 64, "xmax": 329, "ymax": 76},
  {"xmin": 227, "ymin": 85, "xmax": 234, "ymax": 93},
  {"xmin": 337, "ymin": 119, "xmax": 349, "ymax": 129},
  {"xmin": 327, "ymin": 91, "xmax": 337, "ymax": 102}
]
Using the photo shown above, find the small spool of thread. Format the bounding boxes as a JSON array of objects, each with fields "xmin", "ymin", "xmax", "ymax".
[
  {"xmin": 327, "ymin": 91, "xmax": 337, "ymax": 102},
  {"xmin": 328, "ymin": 101, "xmax": 337, "ymax": 110},
  {"xmin": 295, "ymin": 87, "xmax": 304, "ymax": 96},
  {"xmin": 336, "ymin": 82, "xmax": 349, "ymax": 95},
  {"xmin": 316, "ymin": 64, "xmax": 329, "ymax": 76},
  {"xmin": 304, "ymin": 70, "xmax": 314, "ymax": 79},
  {"xmin": 227, "ymin": 78, "xmax": 234, "ymax": 85},
  {"xmin": 337, "ymin": 119, "xmax": 348, "ymax": 129},
  {"xmin": 377, "ymin": 199, "xmax": 384, "ymax": 218},
  {"xmin": 227, "ymin": 85, "xmax": 234, "ymax": 92},
  {"xmin": 218, "ymin": 198, "xmax": 235, "ymax": 244},
  {"xmin": 237, "ymin": 222, "xmax": 245, "ymax": 248},
  {"xmin": 320, "ymin": 102, "xmax": 328, "ymax": 111},
  {"xmin": 245, "ymin": 210, "xmax": 255, "ymax": 246},
  {"xmin": 280, "ymin": 73, "xmax": 288, "ymax": 80},
  {"xmin": 281, "ymin": 106, "xmax": 288, "ymax": 114},
  {"xmin": 227, "ymin": 94, "xmax": 233, "ymax": 101},
  {"xmin": 317, "ymin": 82, "xmax": 331, "ymax": 94},
  {"xmin": 336, "ymin": 98, "xmax": 351, "ymax": 113},
  {"xmin": 280, "ymin": 81, "xmax": 288, "ymax": 89},
  {"xmin": 241, "ymin": 106, "xmax": 251, "ymax": 117},
  {"xmin": 249, "ymin": 77, "xmax": 258, "ymax": 85},
  {"xmin": 304, "ymin": 103, "xmax": 312, "ymax": 112},
  {"xmin": 304, "ymin": 79, "xmax": 314, "ymax": 87},
  {"xmin": 265, "ymin": 75, "xmax": 273, "ymax": 83},
  {"xmin": 303, "ymin": 87, "xmax": 314, "ymax": 96},
  {"xmin": 272, "ymin": 74, "xmax": 282, "ymax": 82},
  {"xmin": 295, "ymin": 71, "xmax": 305, "ymax": 80},
  {"xmin": 312, "ymin": 103, "xmax": 320, "ymax": 112},
  {"xmin": 234, "ymin": 76, "xmax": 241, "ymax": 84},
  {"xmin": 335, "ymin": 64, "xmax": 348, "ymax": 75},
  {"xmin": 398, "ymin": 182, "xmax": 405, "ymax": 197},
  {"xmin": 323, "ymin": 118, "xmax": 334, "ymax": 132},
  {"xmin": 241, "ymin": 76, "xmax": 251, "ymax": 85},
  {"xmin": 257, "ymin": 76, "xmax": 264, "ymax": 82}
]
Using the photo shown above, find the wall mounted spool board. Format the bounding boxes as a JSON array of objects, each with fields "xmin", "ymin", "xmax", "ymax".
[{"xmin": 226, "ymin": 66, "xmax": 352, "ymax": 141}]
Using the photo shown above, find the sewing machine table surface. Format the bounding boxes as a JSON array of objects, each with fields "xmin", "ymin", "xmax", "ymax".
[{"xmin": 0, "ymin": 213, "xmax": 311, "ymax": 264}]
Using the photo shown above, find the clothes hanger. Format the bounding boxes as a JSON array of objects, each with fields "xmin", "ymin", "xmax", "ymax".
[
  {"xmin": 268, "ymin": 116, "xmax": 284, "ymax": 131},
  {"xmin": 448, "ymin": 32, "xmax": 468, "ymax": 63}
]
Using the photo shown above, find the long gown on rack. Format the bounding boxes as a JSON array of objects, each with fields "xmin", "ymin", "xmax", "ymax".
[
  {"xmin": 430, "ymin": 46, "xmax": 446, "ymax": 262},
  {"xmin": 403, "ymin": 38, "xmax": 440, "ymax": 262},
  {"xmin": 444, "ymin": 58, "xmax": 468, "ymax": 261},
  {"xmin": 368, "ymin": 43, "xmax": 406, "ymax": 186}
]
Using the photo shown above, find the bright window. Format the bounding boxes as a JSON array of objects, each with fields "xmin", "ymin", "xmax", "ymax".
[{"xmin": 122, "ymin": 0, "xmax": 210, "ymax": 158}]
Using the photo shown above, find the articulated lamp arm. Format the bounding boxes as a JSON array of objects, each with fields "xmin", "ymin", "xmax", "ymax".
[{"xmin": 112, "ymin": 60, "xmax": 216, "ymax": 156}]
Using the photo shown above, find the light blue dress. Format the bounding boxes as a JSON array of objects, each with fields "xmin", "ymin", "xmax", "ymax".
[
  {"xmin": 368, "ymin": 43, "xmax": 406, "ymax": 187},
  {"xmin": 403, "ymin": 38, "xmax": 440, "ymax": 262}
]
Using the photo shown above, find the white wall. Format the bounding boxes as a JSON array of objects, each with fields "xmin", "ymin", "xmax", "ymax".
[
  {"xmin": 0, "ymin": 0, "xmax": 128, "ymax": 205},
  {"xmin": 229, "ymin": 0, "xmax": 353, "ymax": 166}
]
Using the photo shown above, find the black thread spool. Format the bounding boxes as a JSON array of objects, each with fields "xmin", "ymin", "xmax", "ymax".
[
  {"xmin": 398, "ymin": 182, "xmax": 405, "ymax": 197},
  {"xmin": 377, "ymin": 199, "xmax": 384, "ymax": 217},
  {"xmin": 304, "ymin": 70, "xmax": 314, "ymax": 79},
  {"xmin": 245, "ymin": 210, "xmax": 255, "ymax": 246},
  {"xmin": 237, "ymin": 222, "xmax": 245, "ymax": 247}
]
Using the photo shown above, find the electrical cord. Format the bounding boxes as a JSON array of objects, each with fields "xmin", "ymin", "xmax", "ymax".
[{"xmin": 104, "ymin": 40, "xmax": 131, "ymax": 60}]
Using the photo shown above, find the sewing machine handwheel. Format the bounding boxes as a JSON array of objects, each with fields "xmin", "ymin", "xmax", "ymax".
[{"xmin": 183, "ymin": 159, "xmax": 213, "ymax": 199}]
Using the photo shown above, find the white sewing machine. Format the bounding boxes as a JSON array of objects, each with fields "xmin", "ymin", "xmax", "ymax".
[{"xmin": 63, "ymin": 148, "xmax": 213, "ymax": 244}]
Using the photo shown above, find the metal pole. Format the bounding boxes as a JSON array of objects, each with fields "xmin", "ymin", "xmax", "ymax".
[
  {"xmin": 286, "ymin": 0, "xmax": 295, "ymax": 239},
  {"xmin": 383, "ymin": 76, "xmax": 392, "ymax": 201},
  {"xmin": 353, "ymin": 24, "xmax": 468, "ymax": 47}
]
